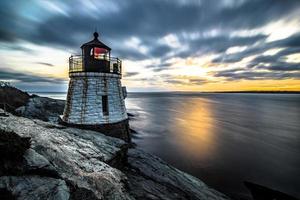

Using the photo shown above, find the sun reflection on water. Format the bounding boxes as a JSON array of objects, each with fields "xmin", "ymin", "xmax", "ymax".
[{"xmin": 172, "ymin": 98, "xmax": 217, "ymax": 163}]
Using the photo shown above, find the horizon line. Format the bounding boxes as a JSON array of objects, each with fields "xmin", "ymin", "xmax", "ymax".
[{"xmin": 27, "ymin": 90, "xmax": 300, "ymax": 94}]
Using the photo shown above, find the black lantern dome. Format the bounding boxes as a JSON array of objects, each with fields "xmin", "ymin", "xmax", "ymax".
[
  {"xmin": 81, "ymin": 32, "xmax": 111, "ymax": 51},
  {"xmin": 69, "ymin": 32, "xmax": 122, "ymax": 75},
  {"xmin": 80, "ymin": 32, "xmax": 112, "ymax": 73}
]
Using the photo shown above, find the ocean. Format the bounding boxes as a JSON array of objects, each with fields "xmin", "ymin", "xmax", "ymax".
[{"xmin": 34, "ymin": 92, "xmax": 300, "ymax": 199}]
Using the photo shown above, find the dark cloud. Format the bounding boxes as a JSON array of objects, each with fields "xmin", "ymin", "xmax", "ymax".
[
  {"xmin": 213, "ymin": 70, "xmax": 300, "ymax": 80},
  {"xmin": 210, "ymin": 32, "xmax": 300, "ymax": 80},
  {"xmin": 148, "ymin": 44, "xmax": 172, "ymax": 58},
  {"xmin": 146, "ymin": 62, "xmax": 173, "ymax": 72},
  {"xmin": 254, "ymin": 63, "xmax": 300, "ymax": 71},
  {"xmin": 124, "ymin": 72, "xmax": 139, "ymax": 77},
  {"xmin": 250, "ymin": 47, "xmax": 300, "ymax": 65},
  {"xmin": 189, "ymin": 78, "xmax": 211, "ymax": 85},
  {"xmin": 35, "ymin": 62, "xmax": 54, "ymax": 67},
  {"xmin": 1, "ymin": 0, "xmax": 299, "ymax": 53},
  {"xmin": 161, "ymin": 74, "xmax": 211, "ymax": 85},
  {"xmin": 164, "ymin": 80, "xmax": 186, "ymax": 84},
  {"xmin": 164, "ymin": 78, "xmax": 211, "ymax": 85},
  {"xmin": 212, "ymin": 67, "xmax": 300, "ymax": 80},
  {"xmin": 0, "ymin": 69, "xmax": 66, "ymax": 83},
  {"xmin": 213, "ymin": 33, "xmax": 300, "ymax": 64}
]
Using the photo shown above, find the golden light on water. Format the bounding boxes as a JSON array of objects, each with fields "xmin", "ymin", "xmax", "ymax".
[{"xmin": 172, "ymin": 98, "xmax": 217, "ymax": 161}]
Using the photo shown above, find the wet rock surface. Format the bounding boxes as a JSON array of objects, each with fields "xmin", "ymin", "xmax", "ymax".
[{"xmin": 125, "ymin": 149, "xmax": 230, "ymax": 200}]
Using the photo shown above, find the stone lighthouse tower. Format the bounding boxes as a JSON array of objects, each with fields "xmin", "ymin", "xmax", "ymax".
[{"xmin": 61, "ymin": 32, "xmax": 130, "ymax": 141}]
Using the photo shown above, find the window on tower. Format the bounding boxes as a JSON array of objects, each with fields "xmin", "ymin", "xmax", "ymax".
[
  {"xmin": 91, "ymin": 47, "xmax": 108, "ymax": 60},
  {"xmin": 102, "ymin": 95, "xmax": 109, "ymax": 116}
]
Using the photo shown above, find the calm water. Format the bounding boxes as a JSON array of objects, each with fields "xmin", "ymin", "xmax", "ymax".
[{"xmin": 36, "ymin": 92, "xmax": 300, "ymax": 199}]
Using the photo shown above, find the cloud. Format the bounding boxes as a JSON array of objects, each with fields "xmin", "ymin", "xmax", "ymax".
[
  {"xmin": 164, "ymin": 79, "xmax": 186, "ymax": 85},
  {"xmin": 210, "ymin": 32, "xmax": 300, "ymax": 80},
  {"xmin": 213, "ymin": 33, "xmax": 300, "ymax": 64},
  {"xmin": 1, "ymin": 0, "xmax": 299, "ymax": 52},
  {"xmin": 189, "ymin": 78, "xmax": 211, "ymax": 85},
  {"xmin": 35, "ymin": 62, "xmax": 54, "ymax": 67},
  {"xmin": 212, "ymin": 69, "xmax": 300, "ymax": 80},
  {"xmin": 161, "ymin": 74, "xmax": 211, "ymax": 85},
  {"xmin": 146, "ymin": 62, "xmax": 173, "ymax": 72},
  {"xmin": 124, "ymin": 72, "xmax": 139, "ymax": 77},
  {"xmin": 0, "ymin": 69, "xmax": 66, "ymax": 83}
]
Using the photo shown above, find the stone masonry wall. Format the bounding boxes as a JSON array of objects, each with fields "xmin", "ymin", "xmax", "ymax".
[{"xmin": 62, "ymin": 72, "xmax": 127, "ymax": 125}]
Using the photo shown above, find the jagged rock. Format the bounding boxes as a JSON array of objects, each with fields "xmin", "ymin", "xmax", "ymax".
[
  {"xmin": 0, "ymin": 85, "xmax": 64, "ymax": 122},
  {"xmin": 244, "ymin": 181, "xmax": 298, "ymax": 200},
  {"xmin": 0, "ymin": 129, "xmax": 30, "ymax": 160},
  {"xmin": 23, "ymin": 148, "xmax": 59, "ymax": 178},
  {"xmin": 0, "ymin": 85, "xmax": 30, "ymax": 113},
  {"xmin": 15, "ymin": 96, "xmax": 65, "ymax": 123},
  {"xmin": 0, "ymin": 129, "xmax": 58, "ymax": 178},
  {"xmin": 0, "ymin": 111, "xmax": 133, "ymax": 200},
  {"xmin": 0, "ymin": 129, "xmax": 31, "ymax": 176},
  {"xmin": 0, "ymin": 176, "xmax": 69, "ymax": 200},
  {"xmin": 125, "ymin": 149, "xmax": 230, "ymax": 200}
]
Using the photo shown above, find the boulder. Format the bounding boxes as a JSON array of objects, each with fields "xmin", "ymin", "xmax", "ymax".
[{"xmin": 15, "ymin": 96, "xmax": 65, "ymax": 123}]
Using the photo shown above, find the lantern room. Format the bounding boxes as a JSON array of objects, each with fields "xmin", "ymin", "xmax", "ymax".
[{"xmin": 69, "ymin": 32, "xmax": 122, "ymax": 75}]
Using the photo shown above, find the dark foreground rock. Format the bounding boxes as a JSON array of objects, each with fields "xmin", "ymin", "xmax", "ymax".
[
  {"xmin": 244, "ymin": 181, "xmax": 299, "ymax": 200},
  {"xmin": 0, "ymin": 176, "xmax": 69, "ymax": 200},
  {"xmin": 0, "ymin": 110, "xmax": 230, "ymax": 200},
  {"xmin": 125, "ymin": 149, "xmax": 230, "ymax": 200}
]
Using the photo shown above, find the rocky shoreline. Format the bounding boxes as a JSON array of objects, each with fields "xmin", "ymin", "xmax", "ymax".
[{"xmin": 0, "ymin": 86, "xmax": 230, "ymax": 200}]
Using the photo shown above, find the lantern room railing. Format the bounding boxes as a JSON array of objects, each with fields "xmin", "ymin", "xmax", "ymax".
[{"xmin": 69, "ymin": 55, "xmax": 122, "ymax": 75}]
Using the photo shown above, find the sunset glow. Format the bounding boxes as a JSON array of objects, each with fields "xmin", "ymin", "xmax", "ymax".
[{"xmin": 0, "ymin": 0, "xmax": 299, "ymax": 92}]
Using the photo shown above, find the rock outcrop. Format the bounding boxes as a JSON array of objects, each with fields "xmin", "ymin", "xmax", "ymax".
[
  {"xmin": 15, "ymin": 96, "xmax": 65, "ymax": 123},
  {"xmin": 125, "ymin": 149, "xmax": 230, "ymax": 200},
  {"xmin": 0, "ymin": 84, "xmax": 64, "ymax": 122},
  {"xmin": 0, "ymin": 111, "xmax": 132, "ymax": 200},
  {"xmin": 0, "ymin": 84, "xmax": 30, "ymax": 113},
  {"xmin": 0, "ymin": 109, "xmax": 230, "ymax": 200}
]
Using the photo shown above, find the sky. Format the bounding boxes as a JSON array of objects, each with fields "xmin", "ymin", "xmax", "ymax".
[{"xmin": 0, "ymin": 0, "xmax": 300, "ymax": 92}]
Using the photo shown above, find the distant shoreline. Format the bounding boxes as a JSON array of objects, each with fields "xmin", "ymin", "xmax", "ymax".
[{"xmin": 29, "ymin": 91, "xmax": 300, "ymax": 94}]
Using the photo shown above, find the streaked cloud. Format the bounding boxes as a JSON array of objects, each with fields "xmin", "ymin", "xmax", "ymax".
[{"xmin": 0, "ymin": 0, "xmax": 299, "ymax": 91}]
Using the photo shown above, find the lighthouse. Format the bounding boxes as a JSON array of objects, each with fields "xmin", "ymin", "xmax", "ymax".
[{"xmin": 61, "ymin": 32, "xmax": 130, "ymax": 141}]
